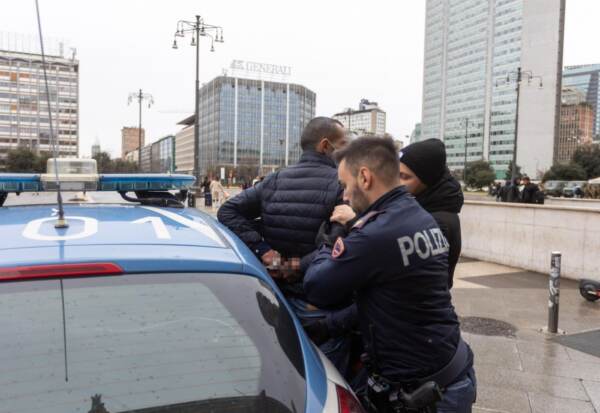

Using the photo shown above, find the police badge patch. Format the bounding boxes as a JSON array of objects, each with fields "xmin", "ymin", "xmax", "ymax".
[{"xmin": 331, "ymin": 237, "xmax": 345, "ymax": 258}]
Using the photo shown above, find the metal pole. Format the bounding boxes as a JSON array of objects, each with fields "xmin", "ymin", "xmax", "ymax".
[
  {"xmin": 548, "ymin": 251, "xmax": 561, "ymax": 334},
  {"xmin": 511, "ymin": 67, "xmax": 521, "ymax": 182},
  {"xmin": 463, "ymin": 117, "xmax": 469, "ymax": 183},
  {"xmin": 138, "ymin": 89, "xmax": 142, "ymax": 170},
  {"xmin": 193, "ymin": 15, "xmax": 201, "ymax": 183}
]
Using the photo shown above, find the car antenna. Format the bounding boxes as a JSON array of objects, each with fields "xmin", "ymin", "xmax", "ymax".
[{"xmin": 35, "ymin": 0, "xmax": 68, "ymax": 229}]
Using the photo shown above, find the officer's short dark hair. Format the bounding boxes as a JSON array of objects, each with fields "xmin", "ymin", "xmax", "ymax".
[
  {"xmin": 300, "ymin": 117, "xmax": 344, "ymax": 151},
  {"xmin": 335, "ymin": 136, "xmax": 400, "ymax": 185}
]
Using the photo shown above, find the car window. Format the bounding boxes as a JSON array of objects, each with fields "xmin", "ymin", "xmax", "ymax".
[{"xmin": 1, "ymin": 273, "xmax": 305, "ymax": 413}]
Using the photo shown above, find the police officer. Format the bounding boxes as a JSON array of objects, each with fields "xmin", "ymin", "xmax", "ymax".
[{"xmin": 304, "ymin": 136, "xmax": 476, "ymax": 413}]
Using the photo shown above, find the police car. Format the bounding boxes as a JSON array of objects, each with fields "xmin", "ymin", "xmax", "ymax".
[{"xmin": 0, "ymin": 169, "xmax": 363, "ymax": 413}]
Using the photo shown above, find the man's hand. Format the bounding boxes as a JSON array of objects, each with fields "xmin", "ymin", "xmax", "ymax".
[
  {"xmin": 261, "ymin": 249, "xmax": 281, "ymax": 267},
  {"xmin": 280, "ymin": 257, "xmax": 302, "ymax": 283},
  {"xmin": 330, "ymin": 205, "xmax": 356, "ymax": 226},
  {"xmin": 262, "ymin": 249, "xmax": 283, "ymax": 279}
]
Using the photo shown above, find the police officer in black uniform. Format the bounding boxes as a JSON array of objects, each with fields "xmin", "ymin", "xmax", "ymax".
[{"xmin": 304, "ymin": 136, "xmax": 476, "ymax": 413}]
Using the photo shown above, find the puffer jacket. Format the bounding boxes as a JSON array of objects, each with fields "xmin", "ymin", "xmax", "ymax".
[{"xmin": 217, "ymin": 150, "xmax": 341, "ymax": 259}]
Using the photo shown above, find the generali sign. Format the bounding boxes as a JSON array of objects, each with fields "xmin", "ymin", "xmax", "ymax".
[{"xmin": 230, "ymin": 60, "xmax": 292, "ymax": 76}]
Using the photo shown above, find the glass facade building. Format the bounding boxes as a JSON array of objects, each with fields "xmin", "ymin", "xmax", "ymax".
[
  {"xmin": 563, "ymin": 64, "xmax": 600, "ymax": 142},
  {"xmin": 140, "ymin": 135, "xmax": 175, "ymax": 173},
  {"xmin": 0, "ymin": 49, "xmax": 79, "ymax": 170},
  {"xmin": 422, "ymin": 0, "xmax": 529, "ymax": 177},
  {"xmin": 197, "ymin": 76, "xmax": 315, "ymax": 179}
]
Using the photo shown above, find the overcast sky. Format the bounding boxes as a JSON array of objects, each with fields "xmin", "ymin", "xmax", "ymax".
[{"xmin": 1, "ymin": 0, "xmax": 599, "ymax": 157}]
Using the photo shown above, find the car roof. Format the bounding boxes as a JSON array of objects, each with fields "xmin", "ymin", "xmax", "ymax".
[{"xmin": 0, "ymin": 204, "xmax": 265, "ymax": 277}]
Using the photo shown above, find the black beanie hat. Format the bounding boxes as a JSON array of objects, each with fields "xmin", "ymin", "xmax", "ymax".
[{"xmin": 399, "ymin": 138, "xmax": 447, "ymax": 187}]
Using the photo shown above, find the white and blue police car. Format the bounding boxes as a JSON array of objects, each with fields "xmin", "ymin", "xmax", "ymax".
[{"xmin": 0, "ymin": 167, "xmax": 363, "ymax": 413}]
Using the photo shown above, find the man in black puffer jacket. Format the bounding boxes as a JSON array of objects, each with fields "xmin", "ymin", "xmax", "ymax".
[
  {"xmin": 218, "ymin": 117, "xmax": 347, "ymax": 264},
  {"xmin": 218, "ymin": 117, "xmax": 353, "ymax": 372}
]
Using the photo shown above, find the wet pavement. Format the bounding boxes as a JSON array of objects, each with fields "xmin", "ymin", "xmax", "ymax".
[{"xmin": 454, "ymin": 258, "xmax": 600, "ymax": 412}]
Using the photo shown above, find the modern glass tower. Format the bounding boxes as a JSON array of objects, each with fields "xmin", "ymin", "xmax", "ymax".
[
  {"xmin": 197, "ymin": 76, "xmax": 315, "ymax": 179},
  {"xmin": 563, "ymin": 64, "xmax": 600, "ymax": 142},
  {"xmin": 421, "ymin": 0, "xmax": 565, "ymax": 179}
]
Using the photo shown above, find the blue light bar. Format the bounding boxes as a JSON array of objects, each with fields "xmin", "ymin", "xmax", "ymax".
[
  {"xmin": 0, "ymin": 174, "xmax": 42, "ymax": 192},
  {"xmin": 0, "ymin": 173, "xmax": 195, "ymax": 193},
  {"xmin": 98, "ymin": 174, "xmax": 196, "ymax": 191}
]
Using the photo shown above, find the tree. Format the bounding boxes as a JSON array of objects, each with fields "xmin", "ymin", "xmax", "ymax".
[
  {"xmin": 6, "ymin": 147, "xmax": 36, "ymax": 172},
  {"xmin": 93, "ymin": 151, "xmax": 113, "ymax": 173},
  {"xmin": 465, "ymin": 160, "xmax": 496, "ymax": 190},
  {"xmin": 542, "ymin": 163, "xmax": 587, "ymax": 182},
  {"xmin": 112, "ymin": 158, "xmax": 139, "ymax": 173},
  {"xmin": 34, "ymin": 151, "xmax": 51, "ymax": 173},
  {"xmin": 450, "ymin": 168, "xmax": 464, "ymax": 182},
  {"xmin": 504, "ymin": 160, "xmax": 522, "ymax": 180},
  {"xmin": 571, "ymin": 144, "xmax": 600, "ymax": 179}
]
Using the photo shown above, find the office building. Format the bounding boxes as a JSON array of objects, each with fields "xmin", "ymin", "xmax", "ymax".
[
  {"xmin": 194, "ymin": 75, "xmax": 315, "ymax": 180},
  {"xmin": 124, "ymin": 149, "xmax": 139, "ymax": 164},
  {"xmin": 421, "ymin": 0, "xmax": 566, "ymax": 178},
  {"xmin": 152, "ymin": 135, "xmax": 174, "ymax": 173},
  {"xmin": 333, "ymin": 99, "xmax": 386, "ymax": 136},
  {"xmin": 121, "ymin": 126, "xmax": 144, "ymax": 159},
  {"xmin": 140, "ymin": 145, "xmax": 152, "ymax": 173},
  {"xmin": 557, "ymin": 87, "xmax": 594, "ymax": 163},
  {"xmin": 91, "ymin": 141, "xmax": 101, "ymax": 157},
  {"xmin": 409, "ymin": 123, "xmax": 421, "ymax": 144},
  {"xmin": 174, "ymin": 115, "xmax": 194, "ymax": 174},
  {"xmin": 563, "ymin": 64, "xmax": 600, "ymax": 142},
  {"xmin": 0, "ymin": 47, "xmax": 79, "ymax": 170}
]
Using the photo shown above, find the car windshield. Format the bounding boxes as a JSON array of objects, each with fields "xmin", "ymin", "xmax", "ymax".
[
  {"xmin": 1, "ymin": 273, "xmax": 306, "ymax": 413},
  {"xmin": 565, "ymin": 181, "xmax": 584, "ymax": 188}
]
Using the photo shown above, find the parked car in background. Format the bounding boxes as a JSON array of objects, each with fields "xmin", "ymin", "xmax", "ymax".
[
  {"xmin": 542, "ymin": 180, "xmax": 568, "ymax": 197},
  {"xmin": 562, "ymin": 181, "xmax": 587, "ymax": 198}
]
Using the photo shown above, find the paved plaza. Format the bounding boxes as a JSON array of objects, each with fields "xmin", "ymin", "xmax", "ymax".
[{"xmin": 454, "ymin": 259, "xmax": 600, "ymax": 413}]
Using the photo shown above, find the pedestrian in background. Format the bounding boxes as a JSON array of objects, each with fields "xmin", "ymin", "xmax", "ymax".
[
  {"xmin": 210, "ymin": 177, "xmax": 226, "ymax": 209},
  {"xmin": 201, "ymin": 176, "xmax": 212, "ymax": 207},
  {"xmin": 520, "ymin": 176, "xmax": 540, "ymax": 204},
  {"xmin": 506, "ymin": 177, "xmax": 521, "ymax": 203}
]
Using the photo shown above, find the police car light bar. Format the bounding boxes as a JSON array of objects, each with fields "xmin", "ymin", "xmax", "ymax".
[
  {"xmin": 0, "ymin": 173, "xmax": 195, "ymax": 193},
  {"xmin": 0, "ymin": 173, "xmax": 42, "ymax": 192},
  {"xmin": 98, "ymin": 174, "xmax": 195, "ymax": 191}
]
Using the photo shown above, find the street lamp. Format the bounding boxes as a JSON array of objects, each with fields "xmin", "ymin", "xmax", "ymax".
[
  {"xmin": 172, "ymin": 15, "xmax": 224, "ymax": 183},
  {"xmin": 460, "ymin": 117, "xmax": 476, "ymax": 184},
  {"xmin": 495, "ymin": 67, "xmax": 543, "ymax": 182},
  {"xmin": 127, "ymin": 89, "xmax": 154, "ymax": 170}
]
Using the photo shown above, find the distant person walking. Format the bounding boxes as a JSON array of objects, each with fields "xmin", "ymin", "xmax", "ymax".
[
  {"xmin": 506, "ymin": 177, "xmax": 521, "ymax": 203},
  {"xmin": 201, "ymin": 176, "xmax": 212, "ymax": 207},
  {"xmin": 210, "ymin": 178, "xmax": 226, "ymax": 209},
  {"xmin": 520, "ymin": 176, "xmax": 540, "ymax": 204}
]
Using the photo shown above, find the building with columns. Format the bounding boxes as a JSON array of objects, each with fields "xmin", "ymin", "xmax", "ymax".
[{"xmin": 194, "ymin": 75, "xmax": 315, "ymax": 180}]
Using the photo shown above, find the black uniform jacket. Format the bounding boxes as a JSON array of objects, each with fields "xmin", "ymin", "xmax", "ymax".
[{"xmin": 304, "ymin": 186, "xmax": 470, "ymax": 382}]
